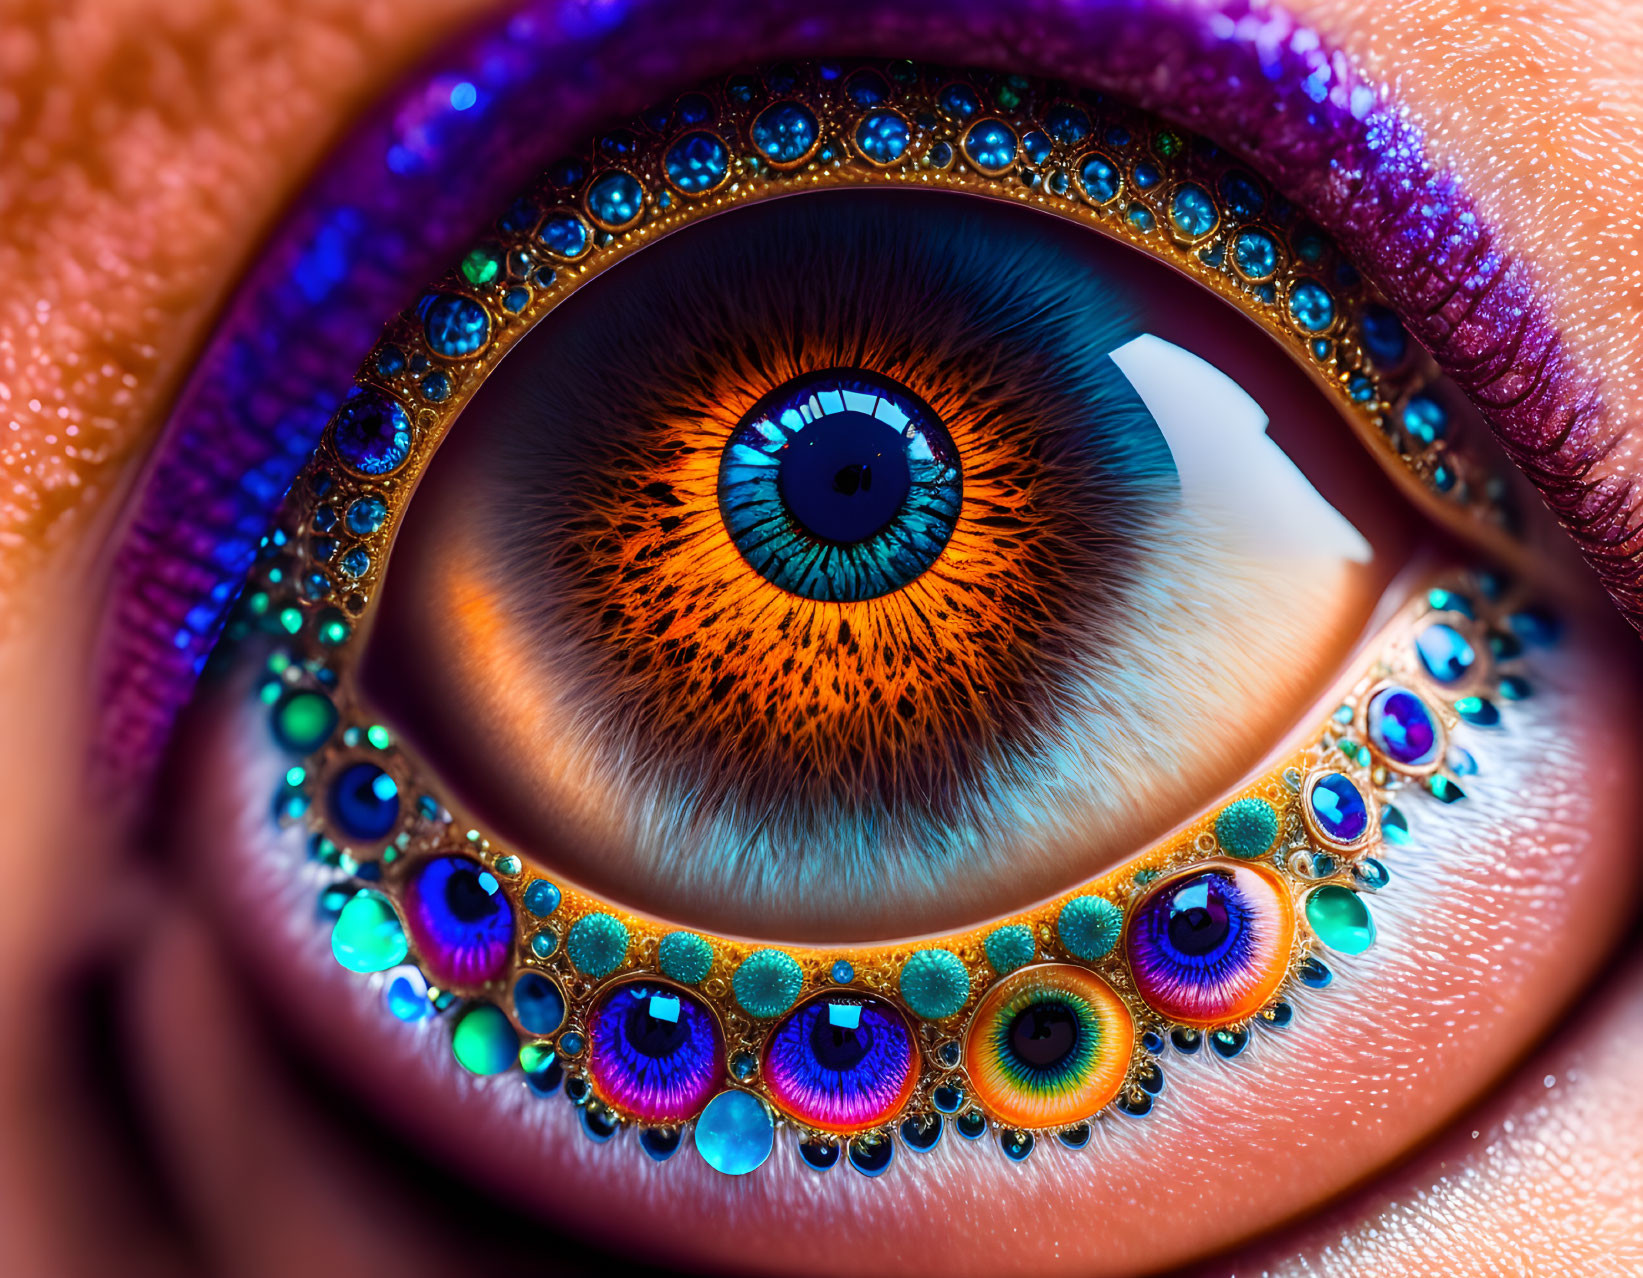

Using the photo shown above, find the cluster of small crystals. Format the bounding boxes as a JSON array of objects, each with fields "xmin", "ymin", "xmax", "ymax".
[
  {"xmin": 227, "ymin": 551, "xmax": 1557, "ymax": 1176},
  {"xmin": 272, "ymin": 58, "xmax": 1505, "ymax": 647}
]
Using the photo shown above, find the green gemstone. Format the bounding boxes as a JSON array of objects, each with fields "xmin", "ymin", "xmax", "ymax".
[
  {"xmin": 1153, "ymin": 130, "xmax": 1182, "ymax": 157},
  {"xmin": 530, "ymin": 930, "xmax": 557, "ymax": 958},
  {"xmin": 518, "ymin": 1042, "xmax": 555, "ymax": 1074},
  {"xmin": 1215, "ymin": 797, "xmax": 1280, "ymax": 859},
  {"xmin": 732, "ymin": 949, "xmax": 804, "ymax": 1018},
  {"xmin": 1427, "ymin": 775, "xmax": 1466, "ymax": 803},
  {"xmin": 1057, "ymin": 896, "xmax": 1123, "ymax": 960},
  {"xmin": 495, "ymin": 854, "xmax": 521, "ymax": 876},
  {"xmin": 1306, "ymin": 886, "xmax": 1376, "ymax": 955},
  {"xmin": 366, "ymin": 723, "xmax": 392, "ymax": 750},
  {"xmin": 272, "ymin": 690, "xmax": 337, "ymax": 754},
  {"xmin": 659, "ymin": 931, "xmax": 715, "ymax": 984},
  {"xmin": 278, "ymin": 607, "xmax": 304, "ymax": 635},
  {"xmin": 451, "ymin": 1003, "xmax": 518, "ymax": 1076},
  {"xmin": 899, "ymin": 949, "xmax": 970, "ymax": 1020},
  {"xmin": 984, "ymin": 924, "xmax": 1034, "ymax": 975},
  {"xmin": 316, "ymin": 613, "xmax": 350, "ymax": 646},
  {"xmin": 460, "ymin": 245, "xmax": 503, "ymax": 287},
  {"xmin": 566, "ymin": 912, "xmax": 629, "ymax": 977},
  {"xmin": 330, "ymin": 889, "xmax": 407, "ymax": 972}
]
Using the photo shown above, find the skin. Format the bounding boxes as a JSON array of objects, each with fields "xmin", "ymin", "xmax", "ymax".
[{"xmin": 0, "ymin": 0, "xmax": 1640, "ymax": 1274}]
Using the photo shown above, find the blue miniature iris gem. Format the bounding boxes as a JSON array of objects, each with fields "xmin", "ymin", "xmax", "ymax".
[
  {"xmin": 538, "ymin": 211, "xmax": 590, "ymax": 258},
  {"xmin": 664, "ymin": 130, "xmax": 730, "ymax": 194},
  {"xmin": 845, "ymin": 69, "xmax": 888, "ymax": 106},
  {"xmin": 751, "ymin": 100, "xmax": 819, "ymax": 165},
  {"xmin": 1021, "ymin": 130, "xmax": 1051, "ymax": 166},
  {"xmin": 345, "ymin": 495, "xmax": 388, "ymax": 535},
  {"xmin": 514, "ymin": 972, "xmax": 566, "ymax": 1035},
  {"xmin": 962, "ymin": 119, "xmax": 1017, "ymax": 174},
  {"xmin": 1079, "ymin": 154, "xmax": 1120, "ymax": 203},
  {"xmin": 328, "ymin": 761, "xmax": 400, "ymax": 841},
  {"xmin": 1308, "ymin": 772, "xmax": 1370, "ymax": 844},
  {"xmin": 419, "ymin": 372, "xmax": 450, "ymax": 402},
  {"xmin": 1132, "ymin": 162, "xmax": 1161, "ymax": 189},
  {"xmin": 331, "ymin": 391, "xmax": 412, "ymax": 476},
  {"xmin": 855, "ymin": 111, "xmax": 909, "ymax": 164},
  {"xmin": 1366, "ymin": 685, "xmax": 1441, "ymax": 768},
  {"xmin": 938, "ymin": 82, "xmax": 980, "ymax": 118},
  {"xmin": 1044, "ymin": 101, "xmax": 1090, "ymax": 144},
  {"xmin": 1169, "ymin": 183, "xmax": 1217, "ymax": 238},
  {"xmin": 695, "ymin": 1090, "xmax": 775, "ymax": 1175},
  {"xmin": 586, "ymin": 170, "xmax": 644, "ymax": 228},
  {"xmin": 1361, "ymin": 305, "xmax": 1409, "ymax": 366},
  {"xmin": 1416, "ymin": 622, "xmax": 1477, "ymax": 683},
  {"xmin": 1403, "ymin": 393, "xmax": 1449, "ymax": 444},
  {"xmin": 422, "ymin": 293, "xmax": 490, "ymax": 358},
  {"xmin": 1288, "ymin": 279, "xmax": 1336, "ymax": 332},
  {"xmin": 718, "ymin": 370, "xmax": 961, "ymax": 602}
]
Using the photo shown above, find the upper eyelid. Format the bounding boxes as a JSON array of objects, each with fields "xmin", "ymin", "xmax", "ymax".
[{"xmin": 95, "ymin": 0, "xmax": 1600, "ymax": 788}]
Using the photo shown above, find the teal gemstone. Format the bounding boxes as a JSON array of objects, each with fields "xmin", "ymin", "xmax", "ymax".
[
  {"xmin": 530, "ymin": 930, "xmax": 558, "ymax": 958},
  {"xmin": 1427, "ymin": 775, "xmax": 1466, "ymax": 803},
  {"xmin": 1455, "ymin": 696, "xmax": 1501, "ymax": 726},
  {"xmin": 658, "ymin": 931, "xmax": 715, "ymax": 984},
  {"xmin": 1381, "ymin": 804, "xmax": 1412, "ymax": 846},
  {"xmin": 1169, "ymin": 183, "xmax": 1217, "ymax": 237},
  {"xmin": 523, "ymin": 879, "xmax": 561, "ymax": 917},
  {"xmin": 451, "ymin": 1003, "xmax": 518, "ymax": 1076},
  {"xmin": 1306, "ymin": 886, "xmax": 1376, "ymax": 955},
  {"xmin": 830, "ymin": 960, "xmax": 855, "ymax": 984},
  {"xmin": 1215, "ymin": 797, "xmax": 1279, "ymax": 859},
  {"xmin": 566, "ymin": 912, "xmax": 629, "ymax": 977},
  {"xmin": 1233, "ymin": 229, "xmax": 1279, "ymax": 280},
  {"xmin": 732, "ymin": 949, "xmax": 804, "ymax": 1017},
  {"xmin": 1056, "ymin": 896, "xmax": 1122, "ymax": 960},
  {"xmin": 1288, "ymin": 279, "xmax": 1336, "ymax": 332},
  {"xmin": 984, "ymin": 924, "xmax": 1035, "ymax": 975},
  {"xmin": 899, "ymin": 949, "xmax": 970, "ymax": 1020},
  {"xmin": 272, "ymin": 690, "xmax": 337, "ymax": 754},
  {"xmin": 331, "ymin": 889, "xmax": 407, "ymax": 972},
  {"xmin": 694, "ymin": 1090, "xmax": 774, "ymax": 1175}
]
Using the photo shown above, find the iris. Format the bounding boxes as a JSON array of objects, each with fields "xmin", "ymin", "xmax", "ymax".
[
  {"xmin": 402, "ymin": 855, "xmax": 513, "ymax": 986},
  {"xmin": 763, "ymin": 996, "xmax": 917, "ymax": 1131},
  {"xmin": 587, "ymin": 981, "xmax": 724, "ymax": 1123}
]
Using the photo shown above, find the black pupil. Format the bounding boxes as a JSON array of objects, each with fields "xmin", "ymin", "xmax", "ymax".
[
  {"xmin": 1007, "ymin": 1001, "xmax": 1080, "ymax": 1070},
  {"xmin": 443, "ymin": 868, "xmax": 500, "ymax": 924},
  {"xmin": 778, "ymin": 411, "xmax": 911, "ymax": 544},
  {"xmin": 809, "ymin": 1006, "xmax": 874, "ymax": 1072},
  {"xmin": 1166, "ymin": 878, "xmax": 1232, "ymax": 957},
  {"xmin": 623, "ymin": 992, "xmax": 691, "ymax": 1058}
]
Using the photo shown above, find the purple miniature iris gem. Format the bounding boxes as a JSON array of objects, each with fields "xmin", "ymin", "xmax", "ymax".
[
  {"xmin": 331, "ymin": 391, "xmax": 412, "ymax": 476},
  {"xmin": 1365, "ymin": 686, "xmax": 1441, "ymax": 768},
  {"xmin": 1308, "ymin": 772, "xmax": 1370, "ymax": 844}
]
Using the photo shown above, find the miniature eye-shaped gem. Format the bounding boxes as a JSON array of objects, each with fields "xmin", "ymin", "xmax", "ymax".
[
  {"xmin": 587, "ymin": 981, "xmax": 724, "ymax": 1123},
  {"xmin": 402, "ymin": 855, "xmax": 513, "ymax": 987},
  {"xmin": 762, "ymin": 995, "xmax": 918, "ymax": 1132},
  {"xmin": 1124, "ymin": 861, "xmax": 1295, "ymax": 1027},
  {"xmin": 1365, "ymin": 684, "xmax": 1444, "ymax": 770},
  {"xmin": 962, "ymin": 965, "xmax": 1134, "ymax": 1130}
]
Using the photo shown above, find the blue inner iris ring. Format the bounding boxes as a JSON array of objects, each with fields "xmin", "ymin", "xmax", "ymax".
[{"xmin": 719, "ymin": 370, "xmax": 961, "ymax": 602}]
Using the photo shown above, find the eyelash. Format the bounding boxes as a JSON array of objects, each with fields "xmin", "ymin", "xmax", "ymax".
[{"xmin": 226, "ymin": 60, "xmax": 1560, "ymax": 1176}]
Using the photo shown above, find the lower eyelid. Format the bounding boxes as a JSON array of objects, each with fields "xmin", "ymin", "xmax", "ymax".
[{"xmin": 168, "ymin": 584, "xmax": 1643, "ymax": 1276}]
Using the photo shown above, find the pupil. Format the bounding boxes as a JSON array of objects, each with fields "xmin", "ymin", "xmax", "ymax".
[
  {"xmin": 778, "ymin": 410, "xmax": 912, "ymax": 544},
  {"xmin": 442, "ymin": 868, "xmax": 499, "ymax": 924},
  {"xmin": 1007, "ymin": 1001, "xmax": 1080, "ymax": 1070},
  {"xmin": 809, "ymin": 1013, "xmax": 874, "ymax": 1072},
  {"xmin": 623, "ymin": 995, "xmax": 691, "ymax": 1059},
  {"xmin": 1166, "ymin": 879, "xmax": 1232, "ymax": 957}
]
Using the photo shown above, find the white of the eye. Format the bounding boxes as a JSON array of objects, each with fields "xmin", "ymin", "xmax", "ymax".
[{"xmin": 1108, "ymin": 333, "xmax": 1372, "ymax": 564}]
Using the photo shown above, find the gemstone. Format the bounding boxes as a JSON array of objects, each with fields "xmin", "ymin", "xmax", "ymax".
[
  {"xmin": 1170, "ymin": 1027, "xmax": 1201, "ymax": 1054},
  {"xmin": 566, "ymin": 912, "xmax": 629, "ymax": 977},
  {"xmin": 1132, "ymin": 162, "xmax": 1160, "ymax": 188},
  {"xmin": 1499, "ymin": 675, "xmax": 1531, "ymax": 701},
  {"xmin": 640, "ymin": 1127, "xmax": 683, "ymax": 1162},
  {"xmin": 580, "ymin": 1108, "xmax": 619, "ymax": 1143},
  {"xmin": 1360, "ymin": 305, "xmax": 1408, "ymax": 366},
  {"xmin": 272, "ymin": 690, "xmax": 337, "ymax": 754},
  {"xmin": 931, "ymin": 1085, "xmax": 964, "ymax": 1113},
  {"xmin": 586, "ymin": 171, "xmax": 644, "ymax": 228},
  {"xmin": 664, "ymin": 130, "xmax": 730, "ymax": 194},
  {"xmin": 1416, "ymin": 622, "xmax": 1476, "ymax": 682},
  {"xmin": 1307, "ymin": 772, "xmax": 1369, "ymax": 844},
  {"xmin": 1404, "ymin": 393, "xmax": 1449, "ymax": 444},
  {"xmin": 799, "ymin": 1138, "xmax": 840, "ymax": 1171},
  {"xmin": 494, "ymin": 853, "xmax": 520, "ymax": 876},
  {"xmin": 984, "ymin": 924, "xmax": 1034, "ymax": 975},
  {"xmin": 1267, "ymin": 1001, "xmax": 1295, "ymax": 1028},
  {"xmin": 658, "ymin": 930, "xmax": 714, "ymax": 984},
  {"xmin": 525, "ymin": 1058, "xmax": 564, "ymax": 1097},
  {"xmin": 332, "ymin": 392, "xmax": 412, "ymax": 476},
  {"xmin": 559, "ymin": 1030, "xmax": 586, "ymax": 1057},
  {"xmin": 1135, "ymin": 1061, "xmax": 1165, "ymax": 1094},
  {"xmin": 330, "ymin": 889, "xmax": 406, "ymax": 972},
  {"xmin": 751, "ymin": 100, "xmax": 819, "ymax": 165},
  {"xmin": 1214, "ymin": 796, "xmax": 1280, "ymax": 858},
  {"xmin": 1288, "ymin": 279, "xmax": 1336, "ymax": 332},
  {"xmin": 1427, "ymin": 775, "xmax": 1466, "ymax": 803},
  {"xmin": 1210, "ymin": 1027, "xmax": 1249, "ymax": 1058},
  {"xmin": 513, "ymin": 972, "xmax": 566, "ymax": 1035},
  {"xmin": 1297, "ymin": 956, "xmax": 1334, "ymax": 987},
  {"xmin": 962, "ymin": 119, "xmax": 1017, "ymax": 174},
  {"xmin": 460, "ymin": 244, "xmax": 501, "ymax": 287},
  {"xmin": 523, "ymin": 879, "xmax": 561, "ymax": 917},
  {"xmin": 1448, "ymin": 745, "xmax": 1478, "ymax": 774},
  {"xmin": 385, "ymin": 966, "xmax": 433, "ymax": 1021},
  {"xmin": 419, "ymin": 372, "xmax": 449, "ymax": 402},
  {"xmin": 1056, "ymin": 895, "xmax": 1122, "ymax": 960},
  {"xmin": 1233, "ymin": 229, "xmax": 1278, "ymax": 279},
  {"xmin": 1044, "ymin": 102, "xmax": 1090, "ymax": 143},
  {"xmin": 901, "ymin": 1113, "xmax": 943, "ymax": 1153},
  {"xmin": 847, "ymin": 1134, "xmax": 894, "ymax": 1177},
  {"xmin": 338, "ymin": 549, "xmax": 370, "ymax": 579},
  {"xmin": 1354, "ymin": 858, "xmax": 1392, "ymax": 891},
  {"xmin": 845, "ymin": 69, "xmax": 888, "ymax": 106},
  {"xmin": 830, "ymin": 959, "xmax": 855, "ymax": 984},
  {"xmin": 855, "ymin": 110, "xmax": 909, "ymax": 164},
  {"xmin": 1000, "ymin": 1130, "xmax": 1034, "ymax": 1161},
  {"xmin": 1218, "ymin": 169, "xmax": 1265, "ymax": 218},
  {"xmin": 1078, "ymin": 154, "xmax": 1119, "ymax": 203},
  {"xmin": 1127, "ymin": 206, "xmax": 1155, "ymax": 232},
  {"xmin": 694, "ymin": 1090, "xmax": 774, "ymax": 1175},
  {"xmin": 538, "ymin": 212, "xmax": 590, "ymax": 258},
  {"xmin": 502, "ymin": 287, "xmax": 528, "ymax": 313},
  {"xmin": 1105, "ymin": 125, "xmax": 1132, "ymax": 148},
  {"xmin": 1306, "ymin": 886, "xmax": 1376, "ymax": 954},
  {"xmin": 1508, "ymin": 609, "xmax": 1560, "ymax": 645},
  {"xmin": 530, "ymin": 930, "xmax": 558, "ymax": 958},
  {"xmin": 375, "ymin": 345, "xmax": 406, "ymax": 376},
  {"xmin": 1021, "ymin": 129, "xmax": 1051, "ymax": 166},
  {"xmin": 956, "ymin": 1110, "xmax": 987, "ymax": 1139},
  {"xmin": 1455, "ymin": 696, "xmax": 1501, "ymax": 726},
  {"xmin": 1116, "ymin": 1090, "xmax": 1153, "ymax": 1117},
  {"xmin": 926, "ymin": 141, "xmax": 953, "ymax": 168},
  {"xmin": 1169, "ymin": 183, "xmax": 1217, "ymax": 238},
  {"xmin": 422, "ymin": 293, "xmax": 490, "ymax": 358},
  {"xmin": 328, "ymin": 761, "xmax": 400, "ymax": 841},
  {"xmin": 1057, "ymin": 1123, "xmax": 1092, "ymax": 1149},
  {"xmin": 937, "ymin": 83, "xmax": 980, "ymax": 118},
  {"xmin": 732, "ymin": 948, "xmax": 804, "ymax": 1017},
  {"xmin": 1366, "ymin": 685, "xmax": 1441, "ymax": 767},
  {"xmin": 451, "ymin": 1003, "xmax": 518, "ymax": 1076},
  {"xmin": 898, "ymin": 948, "xmax": 970, "ymax": 1020},
  {"xmin": 730, "ymin": 1050, "xmax": 757, "ymax": 1081},
  {"xmin": 1381, "ymin": 804, "xmax": 1412, "ymax": 845}
]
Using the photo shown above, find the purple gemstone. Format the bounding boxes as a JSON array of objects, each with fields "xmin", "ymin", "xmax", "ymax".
[
  {"xmin": 1366, "ymin": 686, "xmax": 1440, "ymax": 767},
  {"xmin": 332, "ymin": 391, "xmax": 412, "ymax": 476},
  {"xmin": 1308, "ymin": 772, "xmax": 1369, "ymax": 844}
]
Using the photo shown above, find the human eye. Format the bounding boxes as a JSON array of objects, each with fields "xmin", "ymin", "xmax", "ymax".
[{"xmin": 88, "ymin": 7, "xmax": 1643, "ymax": 1276}]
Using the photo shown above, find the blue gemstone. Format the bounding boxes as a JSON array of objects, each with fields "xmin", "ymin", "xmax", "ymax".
[
  {"xmin": 674, "ymin": 91, "xmax": 713, "ymax": 125},
  {"xmin": 830, "ymin": 959, "xmax": 855, "ymax": 984},
  {"xmin": 963, "ymin": 119, "xmax": 1017, "ymax": 173},
  {"xmin": 538, "ymin": 212, "xmax": 590, "ymax": 258},
  {"xmin": 855, "ymin": 110, "xmax": 909, "ymax": 164},
  {"xmin": 524, "ymin": 879, "xmax": 561, "ymax": 917},
  {"xmin": 664, "ymin": 131, "xmax": 730, "ymax": 194},
  {"xmin": 1233, "ymin": 229, "xmax": 1278, "ymax": 279},
  {"xmin": 1132, "ymin": 162, "xmax": 1160, "ymax": 189},
  {"xmin": 1000, "ymin": 1130, "xmax": 1034, "ymax": 1161},
  {"xmin": 385, "ymin": 967, "xmax": 433, "ymax": 1021},
  {"xmin": 422, "ymin": 293, "xmax": 489, "ymax": 358},
  {"xmin": 332, "ymin": 392, "xmax": 412, "ymax": 476},
  {"xmin": 1455, "ymin": 696, "xmax": 1501, "ymax": 726},
  {"xmin": 339, "ymin": 548, "xmax": 370, "ymax": 579},
  {"xmin": 927, "ymin": 141, "xmax": 953, "ymax": 168},
  {"xmin": 513, "ymin": 972, "xmax": 566, "ymax": 1035},
  {"xmin": 751, "ymin": 101, "xmax": 818, "ymax": 164},
  {"xmin": 847, "ymin": 1135, "xmax": 894, "ymax": 1176},
  {"xmin": 937, "ymin": 83, "xmax": 980, "ymax": 118},
  {"xmin": 901, "ymin": 1114, "xmax": 942, "ymax": 1152},
  {"xmin": 1309, "ymin": 772, "xmax": 1369, "ymax": 843},
  {"xmin": 694, "ymin": 1090, "xmax": 774, "ymax": 1175},
  {"xmin": 419, "ymin": 372, "xmax": 450, "ymax": 402},
  {"xmin": 586, "ymin": 171, "xmax": 644, "ymax": 227},
  {"xmin": 1218, "ymin": 169, "xmax": 1265, "ymax": 218},
  {"xmin": 1416, "ymin": 622, "xmax": 1476, "ymax": 682},
  {"xmin": 328, "ymin": 761, "xmax": 400, "ymax": 841},
  {"xmin": 956, "ymin": 1110, "xmax": 987, "ymax": 1139},
  {"xmin": 1361, "ymin": 305, "xmax": 1408, "ymax": 366},
  {"xmin": 799, "ymin": 1138, "xmax": 840, "ymax": 1171},
  {"xmin": 1021, "ymin": 129, "xmax": 1051, "ymax": 166},
  {"xmin": 1127, "ymin": 205, "xmax": 1155, "ymax": 232},
  {"xmin": 1169, "ymin": 183, "xmax": 1217, "ymax": 237},
  {"xmin": 1104, "ymin": 125, "xmax": 1131, "ymax": 148},
  {"xmin": 1044, "ymin": 102, "xmax": 1090, "ymax": 144},
  {"xmin": 1403, "ymin": 393, "xmax": 1449, "ymax": 444},
  {"xmin": 345, "ymin": 495, "xmax": 388, "ymax": 535},
  {"xmin": 1289, "ymin": 279, "xmax": 1336, "ymax": 332},
  {"xmin": 1366, "ymin": 685, "xmax": 1441, "ymax": 767},
  {"xmin": 845, "ymin": 69, "xmax": 888, "ymax": 106},
  {"xmin": 1079, "ymin": 154, "xmax": 1120, "ymax": 203},
  {"xmin": 503, "ymin": 287, "xmax": 529, "ymax": 313},
  {"xmin": 375, "ymin": 345, "xmax": 406, "ymax": 376}
]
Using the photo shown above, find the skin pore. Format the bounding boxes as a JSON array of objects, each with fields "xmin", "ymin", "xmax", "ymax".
[{"xmin": 1, "ymin": 0, "xmax": 1640, "ymax": 1274}]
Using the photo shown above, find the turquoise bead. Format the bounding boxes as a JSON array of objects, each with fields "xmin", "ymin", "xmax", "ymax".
[
  {"xmin": 331, "ymin": 890, "xmax": 407, "ymax": 973},
  {"xmin": 694, "ymin": 1090, "xmax": 774, "ymax": 1175},
  {"xmin": 566, "ymin": 912, "xmax": 629, "ymax": 977},
  {"xmin": 1056, "ymin": 896, "xmax": 1122, "ymax": 960},
  {"xmin": 1306, "ymin": 886, "xmax": 1376, "ymax": 955},
  {"xmin": 984, "ymin": 925, "xmax": 1034, "ymax": 975},
  {"xmin": 732, "ymin": 949, "xmax": 804, "ymax": 1017},
  {"xmin": 451, "ymin": 1003, "xmax": 518, "ymax": 1076},
  {"xmin": 1215, "ymin": 797, "xmax": 1279, "ymax": 859},
  {"xmin": 658, "ymin": 931, "xmax": 715, "ymax": 984},
  {"xmin": 899, "ymin": 949, "xmax": 970, "ymax": 1020}
]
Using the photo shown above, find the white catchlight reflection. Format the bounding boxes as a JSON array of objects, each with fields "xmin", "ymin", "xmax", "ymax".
[{"xmin": 1108, "ymin": 333, "xmax": 1372, "ymax": 564}]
